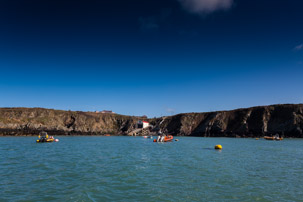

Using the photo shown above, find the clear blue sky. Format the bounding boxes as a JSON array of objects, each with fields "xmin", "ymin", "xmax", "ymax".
[{"xmin": 0, "ymin": 0, "xmax": 303, "ymax": 117}]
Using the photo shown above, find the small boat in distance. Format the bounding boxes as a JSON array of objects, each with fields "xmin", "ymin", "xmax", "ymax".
[
  {"xmin": 36, "ymin": 131, "xmax": 59, "ymax": 143},
  {"xmin": 264, "ymin": 134, "xmax": 283, "ymax": 141},
  {"xmin": 153, "ymin": 135, "xmax": 173, "ymax": 142}
]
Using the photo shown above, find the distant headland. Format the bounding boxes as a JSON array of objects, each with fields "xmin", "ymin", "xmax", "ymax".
[{"xmin": 0, "ymin": 104, "xmax": 302, "ymax": 138}]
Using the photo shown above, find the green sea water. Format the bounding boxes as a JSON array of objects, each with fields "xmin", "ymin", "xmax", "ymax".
[{"xmin": 1, "ymin": 136, "xmax": 303, "ymax": 202}]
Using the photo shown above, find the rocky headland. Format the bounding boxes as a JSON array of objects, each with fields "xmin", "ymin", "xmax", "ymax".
[{"xmin": 0, "ymin": 104, "xmax": 302, "ymax": 137}]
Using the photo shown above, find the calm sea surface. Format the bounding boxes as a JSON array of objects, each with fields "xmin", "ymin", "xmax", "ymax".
[{"xmin": 1, "ymin": 136, "xmax": 303, "ymax": 202}]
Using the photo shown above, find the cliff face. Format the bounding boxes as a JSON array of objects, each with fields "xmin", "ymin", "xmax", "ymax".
[
  {"xmin": 0, "ymin": 104, "xmax": 303, "ymax": 137},
  {"xmin": 152, "ymin": 104, "xmax": 303, "ymax": 138},
  {"xmin": 0, "ymin": 108, "xmax": 139, "ymax": 136}
]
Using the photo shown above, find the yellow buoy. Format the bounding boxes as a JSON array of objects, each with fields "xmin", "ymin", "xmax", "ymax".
[{"xmin": 214, "ymin": 145, "xmax": 222, "ymax": 150}]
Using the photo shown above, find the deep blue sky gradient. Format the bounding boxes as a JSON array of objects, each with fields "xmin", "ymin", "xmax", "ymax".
[{"xmin": 0, "ymin": 0, "xmax": 303, "ymax": 117}]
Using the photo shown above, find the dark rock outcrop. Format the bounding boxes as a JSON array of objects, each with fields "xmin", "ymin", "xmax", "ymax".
[
  {"xmin": 151, "ymin": 104, "xmax": 303, "ymax": 138},
  {"xmin": 0, "ymin": 104, "xmax": 303, "ymax": 137}
]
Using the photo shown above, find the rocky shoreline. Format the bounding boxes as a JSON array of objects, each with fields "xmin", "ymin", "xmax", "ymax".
[{"xmin": 0, "ymin": 104, "xmax": 302, "ymax": 138}]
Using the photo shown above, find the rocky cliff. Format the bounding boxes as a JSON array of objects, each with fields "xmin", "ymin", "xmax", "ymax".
[
  {"xmin": 0, "ymin": 104, "xmax": 303, "ymax": 137},
  {"xmin": 0, "ymin": 108, "xmax": 140, "ymax": 136},
  {"xmin": 150, "ymin": 104, "xmax": 303, "ymax": 138}
]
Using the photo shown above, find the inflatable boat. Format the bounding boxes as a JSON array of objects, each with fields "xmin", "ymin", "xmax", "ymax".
[
  {"xmin": 36, "ymin": 132, "xmax": 59, "ymax": 143},
  {"xmin": 153, "ymin": 135, "xmax": 173, "ymax": 142}
]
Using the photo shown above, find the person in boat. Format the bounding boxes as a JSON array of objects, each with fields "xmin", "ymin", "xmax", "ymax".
[
  {"xmin": 156, "ymin": 134, "xmax": 165, "ymax": 142},
  {"xmin": 157, "ymin": 130, "xmax": 163, "ymax": 142},
  {"xmin": 38, "ymin": 131, "xmax": 49, "ymax": 142},
  {"xmin": 160, "ymin": 135, "xmax": 165, "ymax": 142}
]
